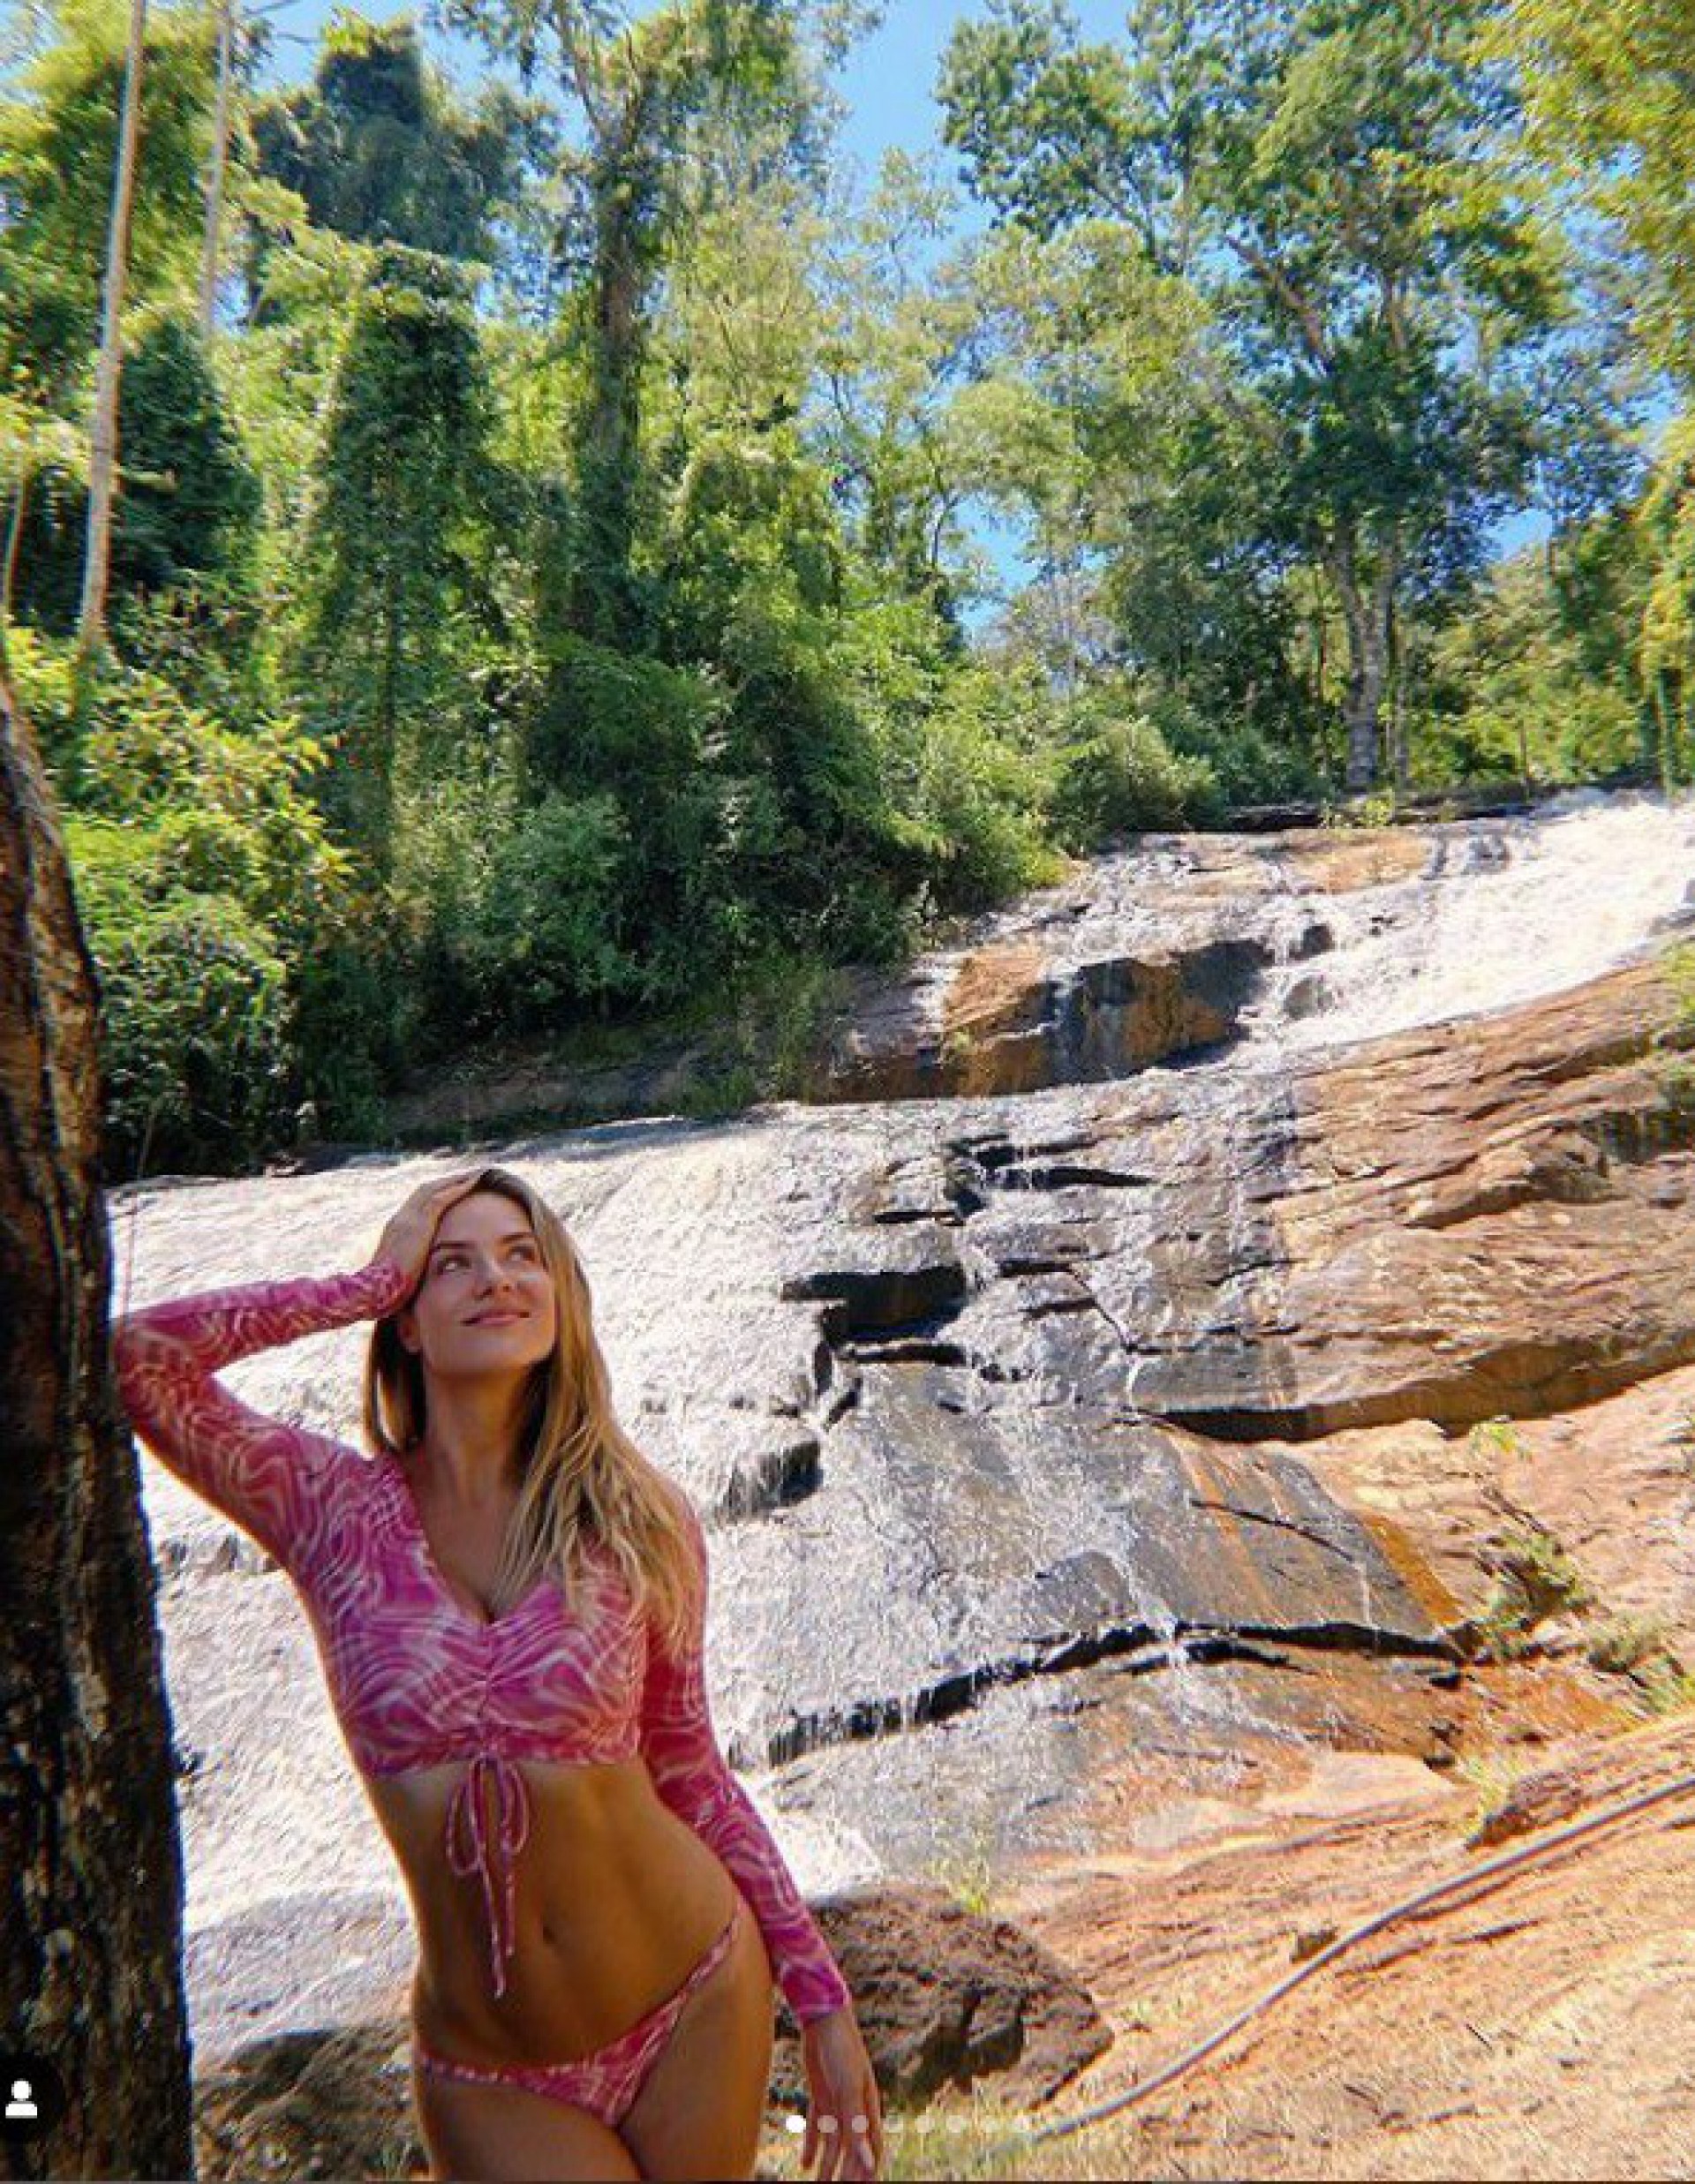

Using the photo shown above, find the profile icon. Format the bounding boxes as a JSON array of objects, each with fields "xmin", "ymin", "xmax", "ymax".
[{"xmin": 0, "ymin": 2053, "xmax": 66, "ymax": 2140}]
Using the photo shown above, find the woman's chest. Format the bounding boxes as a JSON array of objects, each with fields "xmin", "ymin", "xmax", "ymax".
[{"xmin": 294, "ymin": 1471, "xmax": 648, "ymax": 1758}]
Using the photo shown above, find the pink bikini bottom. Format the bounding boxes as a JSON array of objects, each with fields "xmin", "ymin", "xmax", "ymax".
[{"xmin": 412, "ymin": 1893, "xmax": 743, "ymax": 2134}]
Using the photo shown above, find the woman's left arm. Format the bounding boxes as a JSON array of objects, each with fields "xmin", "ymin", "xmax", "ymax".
[{"xmin": 637, "ymin": 1492, "xmax": 854, "ymax": 2028}]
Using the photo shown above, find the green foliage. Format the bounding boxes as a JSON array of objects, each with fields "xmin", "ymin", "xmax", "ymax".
[
  {"xmin": 1649, "ymin": 939, "xmax": 1695, "ymax": 1124},
  {"xmin": 1473, "ymin": 1521, "xmax": 1592, "ymax": 1661},
  {"xmin": 110, "ymin": 314, "xmax": 263, "ymax": 596},
  {"xmin": 938, "ymin": 0, "xmax": 1578, "ymax": 790},
  {"xmin": 1450, "ymin": 1747, "xmax": 1534, "ymax": 1833},
  {"xmin": 1636, "ymin": 1658, "xmax": 1695, "ymax": 1717},
  {"xmin": 248, "ymin": 10, "xmax": 539, "ymax": 268},
  {"xmin": 1635, "ymin": 417, "xmax": 1695, "ymax": 791},
  {"xmin": 11, "ymin": 311, "xmax": 261, "ymax": 629},
  {"xmin": 4, "ymin": 0, "xmax": 1676, "ymax": 1176},
  {"xmin": 294, "ymin": 244, "xmax": 514, "ymax": 858},
  {"xmin": 44, "ymin": 636, "xmax": 359, "ymax": 1171},
  {"xmin": 1585, "ymin": 1610, "xmax": 1670, "ymax": 1676},
  {"xmin": 1503, "ymin": 0, "xmax": 1695, "ymax": 388},
  {"xmin": 74, "ymin": 855, "xmax": 297, "ymax": 1177},
  {"xmin": 1320, "ymin": 787, "xmax": 1398, "ymax": 830},
  {"xmin": 0, "ymin": 0, "xmax": 215, "ymax": 402},
  {"xmin": 443, "ymin": 787, "xmax": 639, "ymax": 1034},
  {"xmin": 1043, "ymin": 679, "xmax": 1224, "ymax": 847},
  {"xmin": 1415, "ymin": 546, "xmax": 1642, "ymax": 788},
  {"xmin": 524, "ymin": 632, "xmax": 743, "ymax": 993},
  {"xmin": 923, "ymin": 1821, "xmax": 1001, "ymax": 1917}
]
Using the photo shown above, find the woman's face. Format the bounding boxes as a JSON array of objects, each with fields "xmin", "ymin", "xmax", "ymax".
[{"xmin": 396, "ymin": 1190, "xmax": 560, "ymax": 1380}]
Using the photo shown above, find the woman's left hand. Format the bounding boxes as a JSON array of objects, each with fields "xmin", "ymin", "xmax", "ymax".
[{"xmin": 800, "ymin": 2007, "xmax": 884, "ymax": 2180}]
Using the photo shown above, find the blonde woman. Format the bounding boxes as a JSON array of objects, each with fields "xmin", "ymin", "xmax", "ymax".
[{"xmin": 114, "ymin": 1166, "xmax": 883, "ymax": 2182}]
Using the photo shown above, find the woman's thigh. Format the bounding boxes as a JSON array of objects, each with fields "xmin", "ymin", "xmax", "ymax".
[
  {"xmin": 618, "ymin": 1889, "xmax": 777, "ymax": 2184},
  {"xmin": 412, "ymin": 2065, "xmax": 643, "ymax": 2184}
]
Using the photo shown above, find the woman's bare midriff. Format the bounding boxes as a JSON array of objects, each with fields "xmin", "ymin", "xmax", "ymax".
[{"xmin": 365, "ymin": 1753, "xmax": 752, "ymax": 2066}]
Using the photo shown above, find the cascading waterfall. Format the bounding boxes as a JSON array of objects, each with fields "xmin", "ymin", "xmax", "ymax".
[
  {"xmin": 116, "ymin": 783, "xmax": 1695, "ymax": 2059},
  {"xmin": 1258, "ymin": 788, "xmax": 1695, "ymax": 1054}
]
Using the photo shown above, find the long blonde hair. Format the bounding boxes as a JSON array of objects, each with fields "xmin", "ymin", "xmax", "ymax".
[{"xmin": 361, "ymin": 1164, "xmax": 701, "ymax": 1653}]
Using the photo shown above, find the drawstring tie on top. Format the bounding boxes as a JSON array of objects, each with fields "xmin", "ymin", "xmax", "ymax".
[{"xmin": 445, "ymin": 1751, "xmax": 531, "ymax": 1998}]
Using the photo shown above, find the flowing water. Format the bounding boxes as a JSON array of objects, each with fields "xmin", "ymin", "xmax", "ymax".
[{"xmin": 107, "ymin": 785, "xmax": 1695, "ymax": 2057}]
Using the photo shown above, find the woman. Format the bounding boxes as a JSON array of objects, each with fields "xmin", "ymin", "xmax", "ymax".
[{"xmin": 113, "ymin": 1165, "xmax": 884, "ymax": 2183}]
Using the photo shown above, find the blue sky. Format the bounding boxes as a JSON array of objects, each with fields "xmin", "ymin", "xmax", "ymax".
[{"xmin": 258, "ymin": 0, "xmax": 1138, "ymax": 173}]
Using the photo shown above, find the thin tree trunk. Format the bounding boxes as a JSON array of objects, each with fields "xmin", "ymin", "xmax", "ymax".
[
  {"xmin": 77, "ymin": 0, "xmax": 149, "ymax": 663},
  {"xmin": 2, "ymin": 470, "xmax": 29, "ymax": 631},
  {"xmin": 1330, "ymin": 531, "xmax": 1397, "ymax": 795},
  {"xmin": 567, "ymin": 162, "xmax": 651, "ymax": 646},
  {"xmin": 198, "ymin": 0, "xmax": 236, "ymax": 336},
  {"xmin": 1387, "ymin": 596, "xmax": 1413, "ymax": 792},
  {"xmin": 0, "ymin": 664, "xmax": 194, "ymax": 2179}
]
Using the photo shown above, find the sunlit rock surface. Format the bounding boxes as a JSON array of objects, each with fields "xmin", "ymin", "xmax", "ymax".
[{"xmin": 107, "ymin": 785, "xmax": 1695, "ymax": 2065}]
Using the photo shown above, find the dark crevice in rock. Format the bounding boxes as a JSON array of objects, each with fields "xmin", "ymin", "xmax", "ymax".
[
  {"xmin": 992, "ymin": 1246, "xmax": 1102, "ymax": 1277},
  {"xmin": 816, "ymin": 1375, "xmax": 861, "ymax": 1430},
  {"xmin": 965, "ymin": 1132, "xmax": 1103, "ymax": 1173},
  {"xmin": 749, "ymin": 1615, "xmax": 1462, "ymax": 1769},
  {"xmin": 1025, "ymin": 1292, "xmax": 1098, "ymax": 1320},
  {"xmin": 841, "ymin": 1337, "xmax": 976, "ymax": 1367},
  {"xmin": 1578, "ymin": 1103, "xmax": 1695, "ymax": 1168},
  {"xmin": 991, "ymin": 1162, "xmax": 1158, "ymax": 1192},
  {"xmin": 782, "ymin": 1257, "xmax": 969, "ymax": 1335},
  {"xmin": 720, "ymin": 1436, "xmax": 824, "ymax": 1519},
  {"xmin": 1183, "ymin": 1495, "xmax": 1361, "ymax": 1565}
]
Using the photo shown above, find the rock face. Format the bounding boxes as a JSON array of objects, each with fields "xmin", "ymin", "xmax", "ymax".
[
  {"xmin": 809, "ymin": 932, "xmax": 1289, "ymax": 1103},
  {"xmin": 782, "ymin": 1883, "xmax": 1113, "ymax": 2107},
  {"xmin": 109, "ymin": 786, "xmax": 1695, "ymax": 2125},
  {"xmin": 1124, "ymin": 953, "xmax": 1695, "ymax": 1439}
]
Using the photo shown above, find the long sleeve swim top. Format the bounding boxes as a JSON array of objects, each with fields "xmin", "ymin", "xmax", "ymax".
[{"xmin": 110, "ymin": 1254, "xmax": 853, "ymax": 2028}]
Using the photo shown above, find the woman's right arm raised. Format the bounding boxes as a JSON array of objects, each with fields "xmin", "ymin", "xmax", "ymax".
[
  {"xmin": 110, "ymin": 1174, "xmax": 479, "ymax": 1570},
  {"xmin": 110, "ymin": 1257, "xmax": 413, "ymax": 1569}
]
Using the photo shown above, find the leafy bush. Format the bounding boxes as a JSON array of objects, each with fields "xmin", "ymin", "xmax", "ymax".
[
  {"xmin": 1586, "ymin": 1610, "xmax": 1670, "ymax": 1675},
  {"xmin": 1044, "ymin": 678, "xmax": 1224, "ymax": 847},
  {"xmin": 49, "ymin": 646, "xmax": 360, "ymax": 1168},
  {"xmin": 454, "ymin": 788, "xmax": 639, "ymax": 1033},
  {"xmin": 70, "ymin": 830, "xmax": 296, "ymax": 1176}
]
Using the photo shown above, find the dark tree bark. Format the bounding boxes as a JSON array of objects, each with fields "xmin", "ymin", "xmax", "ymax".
[
  {"xmin": 1330, "ymin": 527, "xmax": 1398, "ymax": 795},
  {"xmin": 569, "ymin": 170, "xmax": 651, "ymax": 648},
  {"xmin": 0, "ymin": 664, "xmax": 193, "ymax": 2180}
]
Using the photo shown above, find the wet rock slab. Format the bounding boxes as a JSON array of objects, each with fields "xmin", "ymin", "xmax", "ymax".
[{"xmin": 112, "ymin": 790, "xmax": 1695, "ymax": 2067}]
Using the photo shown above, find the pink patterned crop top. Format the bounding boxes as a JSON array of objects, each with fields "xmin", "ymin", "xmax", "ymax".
[{"xmin": 110, "ymin": 1254, "xmax": 852, "ymax": 2027}]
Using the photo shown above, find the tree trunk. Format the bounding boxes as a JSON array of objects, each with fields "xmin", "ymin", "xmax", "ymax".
[
  {"xmin": 198, "ymin": 0, "xmax": 236, "ymax": 337},
  {"xmin": 566, "ymin": 158, "xmax": 651, "ymax": 648},
  {"xmin": 77, "ymin": 0, "xmax": 149, "ymax": 664},
  {"xmin": 2, "ymin": 470, "xmax": 28, "ymax": 632},
  {"xmin": 0, "ymin": 669, "xmax": 194, "ymax": 2175},
  {"xmin": 1330, "ymin": 531, "xmax": 1397, "ymax": 795}
]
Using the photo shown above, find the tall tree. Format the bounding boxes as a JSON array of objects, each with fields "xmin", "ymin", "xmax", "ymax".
[
  {"xmin": 0, "ymin": 0, "xmax": 217, "ymax": 645},
  {"xmin": 1503, "ymin": 0, "xmax": 1695, "ymax": 786},
  {"xmin": 296, "ymin": 242, "xmax": 502, "ymax": 862},
  {"xmin": 248, "ymin": 9, "xmax": 538, "ymax": 267},
  {"xmin": 0, "ymin": 659, "xmax": 194, "ymax": 2180},
  {"xmin": 440, "ymin": 0, "xmax": 808, "ymax": 646},
  {"xmin": 1503, "ymin": 0, "xmax": 1695, "ymax": 390},
  {"xmin": 9, "ymin": 309, "xmax": 261, "ymax": 632},
  {"xmin": 76, "ymin": 0, "xmax": 149, "ymax": 664},
  {"xmin": 940, "ymin": 0, "xmax": 1565, "ymax": 790}
]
